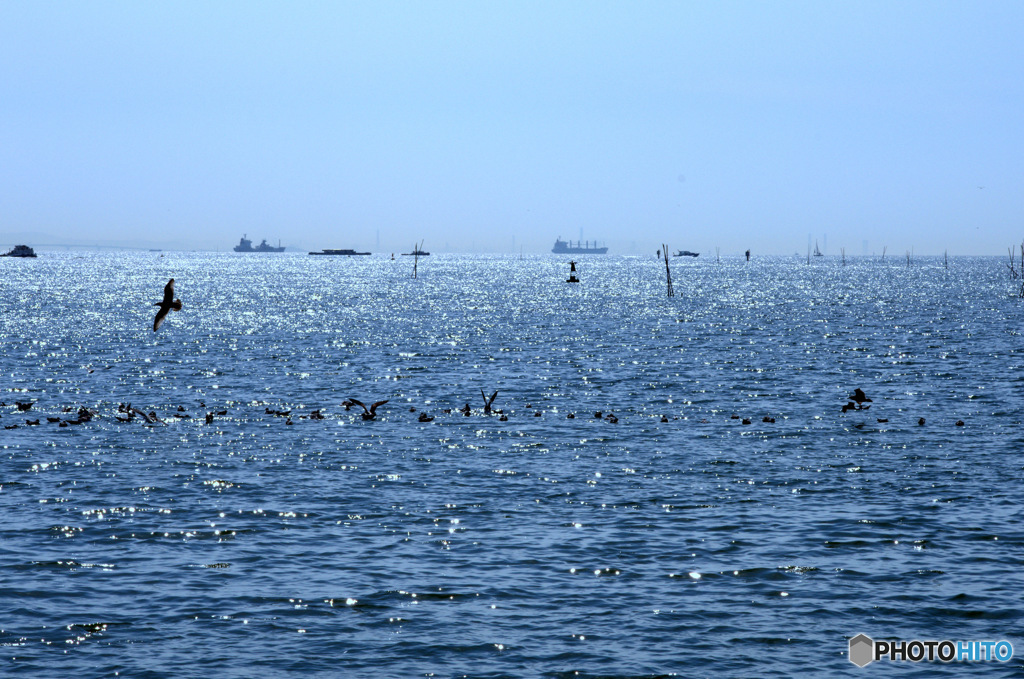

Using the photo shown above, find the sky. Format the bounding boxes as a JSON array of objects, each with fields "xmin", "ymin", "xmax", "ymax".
[{"xmin": 2, "ymin": 1, "xmax": 1023, "ymax": 255}]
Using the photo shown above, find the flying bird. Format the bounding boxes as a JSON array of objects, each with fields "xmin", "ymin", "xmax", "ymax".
[
  {"xmin": 349, "ymin": 398, "xmax": 388, "ymax": 420},
  {"xmin": 153, "ymin": 278, "xmax": 183, "ymax": 331},
  {"xmin": 849, "ymin": 388, "xmax": 872, "ymax": 404}
]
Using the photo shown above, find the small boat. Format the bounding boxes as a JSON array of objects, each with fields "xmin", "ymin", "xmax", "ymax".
[
  {"xmin": 0, "ymin": 245, "xmax": 37, "ymax": 258},
  {"xmin": 309, "ymin": 249, "xmax": 371, "ymax": 256},
  {"xmin": 402, "ymin": 249, "xmax": 430, "ymax": 256},
  {"xmin": 673, "ymin": 250, "xmax": 699, "ymax": 257},
  {"xmin": 234, "ymin": 234, "xmax": 285, "ymax": 253},
  {"xmin": 814, "ymin": 240, "xmax": 823, "ymax": 256}
]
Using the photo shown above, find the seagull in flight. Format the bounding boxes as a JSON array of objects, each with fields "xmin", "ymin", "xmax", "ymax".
[
  {"xmin": 153, "ymin": 278, "xmax": 183, "ymax": 331},
  {"xmin": 849, "ymin": 388, "xmax": 872, "ymax": 405}
]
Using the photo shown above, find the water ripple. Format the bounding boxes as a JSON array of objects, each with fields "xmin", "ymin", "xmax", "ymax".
[{"xmin": 2, "ymin": 253, "xmax": 1022, "ymax": 677}]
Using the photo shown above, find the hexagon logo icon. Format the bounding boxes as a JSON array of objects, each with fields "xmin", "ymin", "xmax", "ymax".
[{"xmin": 849, "ymin": 633, "xmax": 874, "ymax": 667}]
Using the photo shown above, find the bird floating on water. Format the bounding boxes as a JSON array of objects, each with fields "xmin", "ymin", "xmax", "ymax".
[{"xmin": 153, "ymin": 278, "xmax": 183, "ymax": 331}]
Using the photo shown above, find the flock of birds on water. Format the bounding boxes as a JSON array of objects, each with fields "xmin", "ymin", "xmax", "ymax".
[
  {"xmin": 0, "ymin": 388, "xmax": 967, "ymax": 431},
  {"xmin": 2, "ymin": 279, "xmax": 968, "ymax": 432}
]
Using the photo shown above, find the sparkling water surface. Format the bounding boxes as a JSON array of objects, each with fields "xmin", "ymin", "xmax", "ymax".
[{"xmin": 1, "ymin": 252, "xmax": 1022, "ymax": 678}]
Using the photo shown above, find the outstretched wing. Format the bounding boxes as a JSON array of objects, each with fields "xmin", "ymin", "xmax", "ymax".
[
  {"xmin": 369, "ymin": 399, "xmax": 389, "ymax": 414},
  {"xmin": 162, "ymin": 278, "xmax": 175, "ymax": 305},
  {"xmin": 487, "ymin": 391, "xmax": 498, "ymax": 407},
  {"xmin": 154, "ymin": 306, "xmax": 169, "ymax": 331},
  {"xmin": 130, "ymin": 407, "xmax": 155, "ymax": 423},
  {"xmin": 348, "ymin": 398, "xmax": 369, "ymax": 414}
]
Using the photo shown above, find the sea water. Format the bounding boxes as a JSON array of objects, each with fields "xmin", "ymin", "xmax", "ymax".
[{"xmin": 1, "ymin": 251, "xmax": 1022, "ymax": 678}]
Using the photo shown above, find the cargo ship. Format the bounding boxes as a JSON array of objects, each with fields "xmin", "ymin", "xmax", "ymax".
[
  {"xmin": 551, "ymin": 237, "xmax": 607, "ymax": 254},
  {"xmin": 233, "ymin": 235, "xmax": 285, "ymax": 252}
]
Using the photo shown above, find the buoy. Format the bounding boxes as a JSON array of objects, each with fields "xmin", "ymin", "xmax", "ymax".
[{"xmin": 566, "ymin": 260, "xmax": 580, "ymax": 283}]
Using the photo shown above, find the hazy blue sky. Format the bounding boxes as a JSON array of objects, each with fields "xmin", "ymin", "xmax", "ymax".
[{"xmin": 2, "ymin": 1, "xmax": 1022, "ymax": 254}]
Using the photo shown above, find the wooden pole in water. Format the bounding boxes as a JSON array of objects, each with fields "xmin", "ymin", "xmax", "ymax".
[
  {"xmin": 841, "ymin": 247, "xmax": 845, "ymax": 266},
  {"xmin": 662, "ymin": 244, "xmax": 674, "ymax": 297},
  {"xmin": 413, "ymin": 240, "xmax": 423, "ymax": 278},
  {"xmin": 1015, "ymin": 244, "xmax": 1024, "ymax": 296}
]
